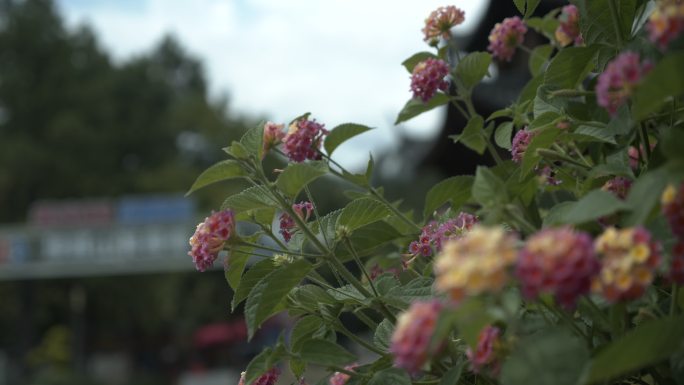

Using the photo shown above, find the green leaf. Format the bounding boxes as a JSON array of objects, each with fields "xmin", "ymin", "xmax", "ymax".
[
  {"xmin": 623, "ymin": 169, "xmax": 668, "ymax": 226},
  {"xmin": 244, "ymin": 259, "xmax": 312, "ymax": 339},
  {"xmin": 561, "ymin": 189, "xmax": 629, "ymax": 224},
  {"xmin": 299, "ymin": 339, "xmax": 357, "ymax": 367},
  {"xmin": 337, "ymin": 198, "xmax": 392, "ymax": 232},
  {"xmin": 289, "ymin": 358, "xmax": 306, "ymax": 380},
  {"xmin": 472, "ymin": 166, "xmax": 508, "ymax": 208},
  {"xmin": 632, "ymin": 52, "xmax": 684, "ymax": 120},
  {"xmin": 501, "ymin": 329, "xmax": 589, "ymax": 385},
  {"xmin": 573, "ymin": 0, "xmax": 637, "ymax": 45},
  {"xmin": 395, "ymin": 93, "xmax": 449, "ymax": 125},
  {"xmin": 451, "ymin": 115, "xmax": 486, "ymax": 154},
  {"xmin": 529, "ymin": 44, "xmax": 554, "ymax": 77},
  {"xmin": 526, "ymin": 17, "xmax": 560, "ymax": 40},
  {"xmin": 275, "ymin": 161, "xmax": 328, "ymax": 197},
  {"xmin": 291, "ymin": 315, "xmax": 324, "ymax": 353},
  {"xmin": 324, "ymin": 123, "xmax": 373, "ymax": 155},
  {"xmin": 495, "ymin": 122, "xmax": 514, "ymax": 151},
  {"xmin": 373, "ymin": 319, "xmax": 393, "ymax": 352},
  {"xmin": 186, "ymin": 160, "xmax": 246, "ymax": 195},
  {"xmin": 240, "ymin": 121, "xmax": 266, "ymax": 160},
  {"xmin": 588, "ymin": 162, "xmax": 633, "ymax": 179},
  {"xmin": 367, "ymin": 368, "xmax": 411, "ymax": 385},
  {"xmin": 438, "ymin": 364, "xmax": 464, "ymax": 385},
  {"xmin": 337, "ymin": 221, "xmax": 403, "ymax": 258},
  {"xmin": 225, "ymin": 249, "xmax": 251, "ymax": 290},
  {"xmin": 402, "ymin": 51, "xmax": 438, "ymax": 73},
  {"xmin": 290, "ymin": 284, "xmax": 337, "ymax": 312},
  {"xmin": 543, "ymin": 46, "xmax": 598, "ymax": 90},
  {"xmin": 587, "ymin": 316, "xmax": 684, "ymax": 383},
  {"xmin": 525, "ymin": 0, "xmax": 541, "ymax": 18},
  {"xmin": 529, "ymin": 111, "xmax": 560, "ymax": 131},
  {"xmin": 244, "ymin": 348, "xmax": 275, "ymax": 385},
  {"xmin": 386, "ymin": 277, "xmax": 434, "ymax": 308},
  {"xmin": 455, "ymin": 52, "xmax": 492, "ymax": 89},
  {"xmin": 222, "ymin": 185, "xmax": 278, "ymax": 212},
  {"xmin": 223, "ymin": 141, "xmax": 249, "ymax": 159},
  {"xmin": 572, "ymin": 124, "xmax": 616, "ymax": 144},
  {"xmin": 521, "ymin": 128, "xmax": 560, "ymax": 178},
  {"xmin": 513, "ymin": 0, "xmax": 526, "ymax": 15},
  {"xmin": 231, "ymin": 259, "xmax": 276, "ymax": 311},
  {"xmin": 452, "ymin": 298, "xmax": 495, "ymax": 349},
  {"xmin": 423, "ymin": 175, "xmax": 475, "ymax": 219},
  {"xmin": 543, "ymin": 201, "xmax": 577, "ymax": 227}
]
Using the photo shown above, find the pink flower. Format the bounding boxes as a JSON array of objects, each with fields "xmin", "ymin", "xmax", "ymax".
[
  {"xmin": 329, "ymin": 364, "xmax": 358, "ymax": 385},
  {"xmin": 647, "ymin": 1, "xmax": 684, "ymax": 50},
  {"xmin": 511, "ymin": 128, "xmax": 536, "ymax": 163},
  {"xmin": 238, "ymin": 368, "xmax": 280, "ymax": 385},
  {"xmin": 279, "ymin": 201, "xmax": 314, "ymax": 242},
  {"xmin": 188, "ymin": 210, "xmax": 235, "ymax": 272},
  {"xmin": 537, "ymin": 165, "xmax": 561, "ymax": 186},
  {"xmin": 283, "ymin": 119, "xmax": 328, "ymax": 163},
  {"xmin": 488, "ymin": 16, "xmax": 527, "ymax": 62},
  {"xmin": 408, "ymin": 212, "xmax": 477, "ymax": 257},
  {"xmin": 466, "ymin": 325, "xmax": 502, "ymax": 375},
  {"xmin": 262, "ymin": 121, "xmax": 285, "ymax": 158},
  {"xmin": 410, "ymin": 58, "xmax": 450, "ymax": 102},
  {"xmin": 596, "ymin": 52, "xmax": 652, "ymax": 115},
  {"xmin": 602, "ymin": 177, "xmax": 632, "ymax": 200},
  {"xmin": 670, "ymin": 242, "xmax": 684, "ymax": 285},
  {"xmin": 517, "ymin": 227, "xmax": 600, "ymax": 308},
  {"xmin": 593, "ymin": 227, "xmax": 661, "ymax": 302},
  {"xmin": 422, "ymin": 6, "xmax": 466, "ymax": 45},
  {"xmin": 390, "ymin": 300, "xmax": 443, "ymax": 374},
  {"xmin": 555, "ymin": 5, "xmax": 583, "ymax": 47},
  {"xmin": 662, "ymin": 183, "xmax": 684, "ymax": 240}
]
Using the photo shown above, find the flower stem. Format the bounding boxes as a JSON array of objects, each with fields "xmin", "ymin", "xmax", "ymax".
[
  {"xmin": 671, "ymin": 284, "xmax": 680, "ymax": 316},
  {"xmin": 334, "ymin": 320, "xmax": 387, "ymax": 356}
]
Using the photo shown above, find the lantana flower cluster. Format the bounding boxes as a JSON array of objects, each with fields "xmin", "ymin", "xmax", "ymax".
[
  {"xmin": 648, "ymin": 0, "xmax": 684, "ymax": 50},
  {"xmin": 662, "ymin": 183, "xmax": 684, "ymax": 284},
  {"xmin": 487, "ymin": 16, "xmax": 527, "ymax": 62},
  {"xmin": 188, "ymin": 209, "xmax": 236, "ymax": 272},
  {"xmin": 408, "ymin": 212, "xmax": 477, "ymax": 257},
  {"xmin": 511, "ymin": 128, "xmax": 535, "ymax": 164},
  {"xmin": 466, "ymin": 325, "xmax": 502, "ymax": 376},
  {"xmin": 283, "ymin": 118, "xmax": 328, "ymax": 163},
  {"xmin": 555, "ymin": 5, "xmax": 583, "ymax": 47},
  {"xmin": 390, "ymin": 300, "xmax": 443, "ymax": 374},
  {"xmin": 422, "ymin": 5, "xmax": 465, "ymax": 46},
  {"xmin": 410, "ymin": 58, "xmax": 450, "ymax": 102},
  {"xmin": 262, "ymin": 121, "xmax": 285, "ymax": 157},
  {"xmin": 593, "ymin": 227, "xmax": 661, "ymax": 302},
  {"xmin": 596, "ymin": 52, "xmax": 653, "ymax": 115},
  {"xmin": 517, "ymin": 227, "xmax": 600, "ymax": 308},
  {"xmin": 279, "ymin": 201, "xmax": 314, "ymax": 242},
  {"xmin": 434, "ymin": 226, "xmax": 518, "ymax": 303}
]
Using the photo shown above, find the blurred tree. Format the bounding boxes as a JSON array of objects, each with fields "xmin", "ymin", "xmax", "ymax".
[{"xmin": 0, "ymin": 0, "xmax": 253, "ymax": 222}]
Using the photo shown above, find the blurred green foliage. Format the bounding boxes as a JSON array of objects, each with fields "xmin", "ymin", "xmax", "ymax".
[{"xmin": 0, "ymin": 0, "xmax": 255, "ymax": 222}]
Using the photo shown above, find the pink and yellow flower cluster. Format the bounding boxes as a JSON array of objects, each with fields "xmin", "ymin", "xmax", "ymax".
[
  {"xmin": 592, "ymin": 227, "xmax": 661, "ymax": 302},
  {"xmin": 188, "ymin": 209, "xmax": 236, "ymax": 272},
  {"xmin": 434, "ymin": 226, "xmax": 518, "ymax": 303},
  {"xmin": 422, "ymin": 6, "xmax": 465, "ymax": 46}
]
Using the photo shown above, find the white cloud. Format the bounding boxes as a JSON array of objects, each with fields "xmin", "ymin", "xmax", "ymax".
[{"xmin": 57, "ymin": 0, "xmax": 485, "ymax": 168}]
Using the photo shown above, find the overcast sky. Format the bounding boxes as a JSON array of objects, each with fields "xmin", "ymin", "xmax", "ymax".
[{"xmin": 56, "ymin": 0, "xmax": 485, "ymax": 168}]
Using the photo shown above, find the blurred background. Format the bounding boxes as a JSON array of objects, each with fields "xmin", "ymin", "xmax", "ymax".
[{"xmin": 0, "ymin": 0, "xmax": 559, "ymax": 384}]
